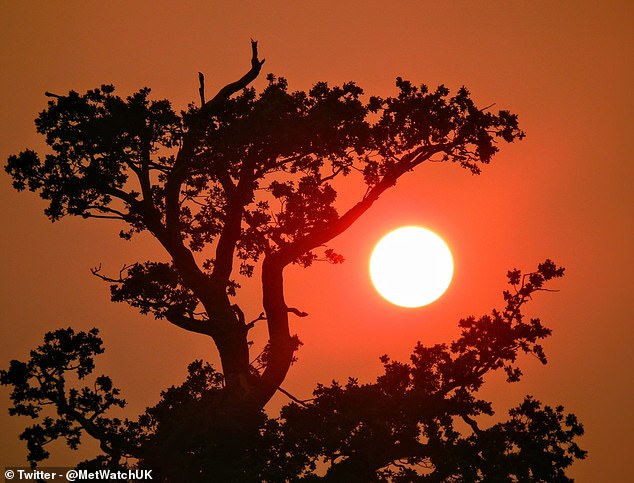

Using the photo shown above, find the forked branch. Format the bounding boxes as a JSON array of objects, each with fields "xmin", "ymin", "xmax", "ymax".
[{"xmin": 201, "ymin": 39, "xmax": 265, "ymax": 116}]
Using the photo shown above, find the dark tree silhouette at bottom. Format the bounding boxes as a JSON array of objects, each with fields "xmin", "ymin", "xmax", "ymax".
[{"xmin": 1, "ymin": 260, "xmax": 586, "ymax": 481}]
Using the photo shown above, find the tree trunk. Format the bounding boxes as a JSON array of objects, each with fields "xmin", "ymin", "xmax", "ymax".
[{"xmin": 203, "ymin": 300, "xmax": 255, "ymax": 398}]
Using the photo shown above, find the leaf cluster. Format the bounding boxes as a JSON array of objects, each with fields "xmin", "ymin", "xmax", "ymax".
[
  {"xmin": 6, "ymin": 86, "xmax": 179, "ymax": 225},
  {"xmin": 0, "ymin": 328, "xmax": 133, "ymax": 465}
]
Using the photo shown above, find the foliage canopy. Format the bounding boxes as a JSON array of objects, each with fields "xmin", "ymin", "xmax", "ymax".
[{"xmin": 2, "ymin": 42, "xmax": 585, "ymax": 480}]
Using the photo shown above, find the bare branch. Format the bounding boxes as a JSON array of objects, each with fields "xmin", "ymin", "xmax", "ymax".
[
  {"xmin": 201, "ymin": 40, "xmax": 265, "ymax": 116},
  {"xmin": 287, "ymin": 307, "xmax": 308, "ymax": 318},
  {"xmin": 82, "ymin": 214, "xmax": 126, "ymax": 221},
  {"xmin": 319, "ymin": 164, "xmax": 345, "ymax": 183},
  {"xmin": 90, "ymin": 263, "xmax": 133, "ymax": 283},
  {"xmin": 84, "ymin": 204, "xmax": 129, "ymax": 219},
  {"xmin": 165, "ymin": 312, "xmax": 214, "ymax": 337},
  {"xmin": 277, "ymin": 386, "xmax": 314, "ymax": 408},
  {"xmin": 198, "ymin": 72, "xmax": 205, "ymax": 106},
  {"xmin": 246, "ymin": 312, "xmax": 266, "ymax": 331}
]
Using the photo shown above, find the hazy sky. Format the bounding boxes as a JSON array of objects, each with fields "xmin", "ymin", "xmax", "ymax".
[{"xmin": 1, "ymin": 2, "xmax": 632, "ymax": 480}]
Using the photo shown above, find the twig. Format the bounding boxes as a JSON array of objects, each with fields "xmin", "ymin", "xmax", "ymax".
[
  {"xmin": 245, "ymin": 312, "xmax": 266, "ymax": 330},
  {"xmin": 90, "ymin": 263, "xmax": 133, "ymax": 283},
  {"xmin": 277, "ymin": 386, "xmax": 314, "ymax": 408}
]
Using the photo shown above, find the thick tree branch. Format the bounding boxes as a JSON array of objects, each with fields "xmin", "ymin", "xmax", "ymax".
[
  {"xmin": 133, "ymin": 148, "xmax": 165, "ymax": 234},
  {"xmin": 103, "ymin": 186, "xmax": 140, "ymax": 207},
  {"xmin": 256, "ymin": 255, "xmax": 292, "ymax": 405},
  {"xmin": 277, "ymin": 145, "xmax": 437, "ymax": 265},
  {"xmin": 256, "ymin": 146, "xmax": 439, "ymax": 405},
  {"xmin": 162, "ymin": 41, "xmax": 265, "ymax": 303},
  {"xmin": 206, "ymin": 40, "xmax": 266, "ymax": 284},
  {"xmin": 461, "ymin": 414, "xmax": 482, "ymax": 435},
  {"xmin": 165, "ymin": 312, "xmax": 214, "ymax": 337},
  {"xmin": 212, "ymin": 169, "xmax": 255, "ymax": 284}
]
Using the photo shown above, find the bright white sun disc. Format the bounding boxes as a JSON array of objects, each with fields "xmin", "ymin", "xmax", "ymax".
[{"xmin": 370, "ymin": 226, "xmax": 453, "ymax": 308}]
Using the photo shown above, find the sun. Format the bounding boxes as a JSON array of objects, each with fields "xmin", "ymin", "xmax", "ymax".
[{"xmin": 370, "ymin": 226, "xmax": 454, "ymax": 308}]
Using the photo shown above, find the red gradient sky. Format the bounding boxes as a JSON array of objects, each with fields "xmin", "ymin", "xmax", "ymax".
[{"xmin": 1, "ymin": 2, "xmax": 632, "ymax": 480}]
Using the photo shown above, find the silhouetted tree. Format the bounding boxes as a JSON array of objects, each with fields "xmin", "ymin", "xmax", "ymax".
[
  {"xmin": 2, "ymin": 42, "xmax": 585, "ymax": 480},
  {"xmin": 1, "ymin": 261, "xmax": 585, "ymax": 480}
]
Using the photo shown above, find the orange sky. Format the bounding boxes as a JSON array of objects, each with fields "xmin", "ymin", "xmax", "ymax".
[{"xmin": 1, "ymin": 2, "xmax": 632, "ymax": 480}]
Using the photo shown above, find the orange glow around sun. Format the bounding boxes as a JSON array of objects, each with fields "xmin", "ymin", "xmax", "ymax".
[{"xmin": 369, "ymin": 226, "xmax": 454, "ymax": 308}]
